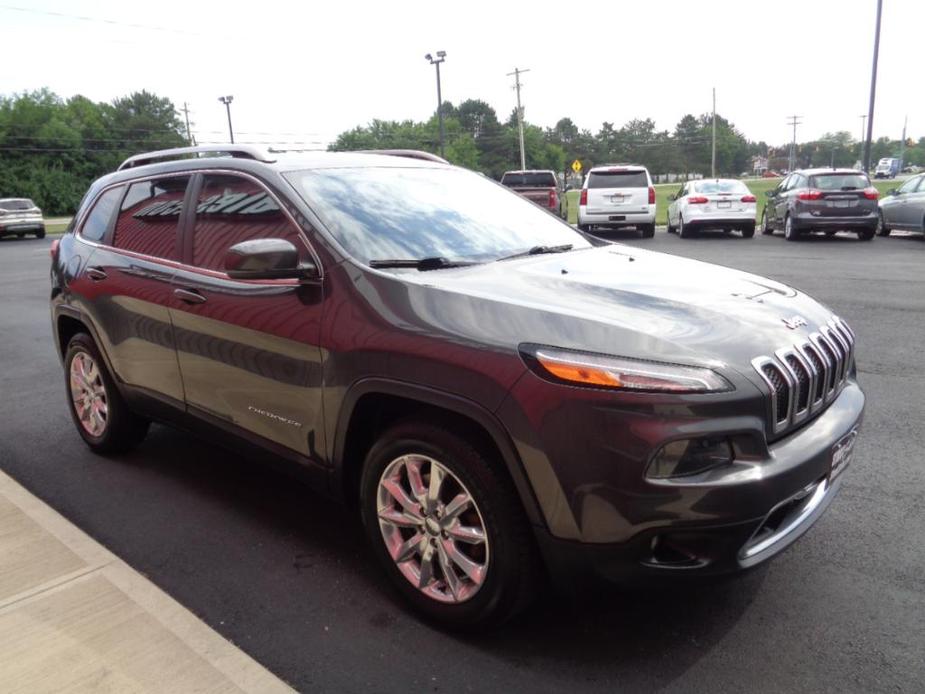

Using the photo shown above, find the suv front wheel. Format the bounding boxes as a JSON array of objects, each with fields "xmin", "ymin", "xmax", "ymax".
[
  {"xmin": 360, "ymin": 418, "xmax": 540, "ymax": 629},
  {"xmin": 64, "ymin": 333, "xmax": 149, "ymax": 454}
]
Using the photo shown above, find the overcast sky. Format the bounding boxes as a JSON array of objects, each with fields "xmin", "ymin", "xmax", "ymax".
[{"xmin": 1, "ymin": 0, "xmax": 921, "ymax": 149}]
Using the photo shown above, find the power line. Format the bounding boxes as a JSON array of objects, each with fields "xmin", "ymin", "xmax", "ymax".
[{"xmin": 0, "ymin": 4, "xmax": 200, "ymax": 36}]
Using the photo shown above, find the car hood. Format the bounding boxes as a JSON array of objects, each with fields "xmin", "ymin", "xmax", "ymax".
[{"xmin": 389, "ymin": 244, "xmax": 839, "ymax": 373}]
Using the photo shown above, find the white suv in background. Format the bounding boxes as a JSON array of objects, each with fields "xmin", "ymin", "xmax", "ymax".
[{"xmin": 577, "ymin": 164, "xmax": 656, "ymax": 237}]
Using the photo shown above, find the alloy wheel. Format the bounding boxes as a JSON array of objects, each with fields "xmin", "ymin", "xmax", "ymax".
[
  {"xmin": 376, "ymin": 454, "xmax": 489, "ymax": 604},
  {"xmin": 69, "ymin": 351, "xmax": 108, "ymax": 437}
]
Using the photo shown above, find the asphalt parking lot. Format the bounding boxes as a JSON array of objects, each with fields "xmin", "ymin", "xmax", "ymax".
[{"xmin": 2, "ymin": 229, "xmax": 923, "ymax": 693}]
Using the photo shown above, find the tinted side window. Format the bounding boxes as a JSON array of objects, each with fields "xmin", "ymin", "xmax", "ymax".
[
  {"xmin": 191, "ymin": 174, "xmax": 307, "ymax": 272},
  {"xmin": 79, "ymin": 187, "xmax": 123, "ymax": 242},
  {"xmin": 113, "ymin": 176, "xmax": 190, "ymax": 259}
]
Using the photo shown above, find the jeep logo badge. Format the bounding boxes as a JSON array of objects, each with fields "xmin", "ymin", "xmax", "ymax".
[{"xmin": 782, "ymin": 315, "xmax": 808, "ymax": 330}]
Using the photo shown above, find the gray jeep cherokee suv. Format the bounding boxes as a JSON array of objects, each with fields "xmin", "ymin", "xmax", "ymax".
[{"xmin": 51, "ymin": 145, "xmax": 864, "ymax": 628}]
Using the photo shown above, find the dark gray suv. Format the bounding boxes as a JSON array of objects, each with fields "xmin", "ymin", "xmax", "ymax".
[
  {"xmin": 51, "ymin": 146, "xmax": 865, "ymax": 628},
  {"xmin": 761, "ymin": 168, "xmax": 880, "ymax": 241}
]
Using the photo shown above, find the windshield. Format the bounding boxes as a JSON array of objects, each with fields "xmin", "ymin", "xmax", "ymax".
[
  {"xmin": 501, "ymin": 172, "xmax": 557, "ymax": 187},
  {"xmin": 0, "ymin": 199, "xmax": 35, "ymax": 211},
  {"xmin": 694, "ymin": 180, "xmax": 749, "ymax": 194},
  {"xmin": 587, "ymin": 171, "xmax": 648, "ymax": 189},
  {"xmin": 811, "ymin": 174, "xmax": 870, "ymax": 190},
  {"xmin": 284, "ymin": 167, "xmax": 589, "ymax": 265}
]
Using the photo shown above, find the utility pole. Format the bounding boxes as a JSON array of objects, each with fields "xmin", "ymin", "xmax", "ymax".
[
  {"xmin": 218, "ymin": 95, "xmax": 234, "ymax": 144},
  {"xmin": 711, "ymin": 87, "xmax": 717, "ymax": 178},
  {"xmin": 507, "ymin": 67, "xmax": 530, "ymax": 170},
  {"xmin": 425, "ymin": 52, "xmax": 447, "ymax": 158},
  {"xmin": 859, "ymin": 114, "xmax": 867, "ymax": 165},
  {"xmin": 862, "ymin": 0, "xmax": 883, "ymax": 173},
  {"xmin": 786, "ymin": 115, "xmax": 802, "ymax": 171},
  {"xmin": 181, "ymin": 102, "xmax": 193, "ymax": 146},
  {"xmin": 898, "ymin": 115, "xmax": 908, "ymax": 171}
]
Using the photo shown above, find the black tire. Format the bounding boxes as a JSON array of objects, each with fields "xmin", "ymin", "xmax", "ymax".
[
  {"xmin": 857, "ymin": 226, "xmax": 875, "ymax": 241},
  {"xmin": 678, "ymin": 215, "xmax": 695, "ymax": 239},
  {"xmin": 360, "ymin": 418, "xmax": 541, "ymax": 629},
  {"xmin": 36, "ymin": 227, "xmax": 46, "ymax": 239},
  {"xmin": 824, "ymin": 230, "xmax": 837, "ymax": 237},
  {"xmin": 761, "ymin": 209, "xmax": 774, "ymax": 235},
  {"xmin": 666, "ymin": 214, "xmax": 676, "ymax": 233},
  {"xmin": 876, "ymin": 212, "xmax": 891, "ymax": 237},
  {"xmin": 64, "ymin": 333, "xmax": 149, "ymax": 454},
  {"xmin": 577, "ymin": 223, "xmax": 591, "ymax": 232},
  {"xmin": 784, "ymin": 214, "xmax": 799, "ymax": 241},
  {"xmin": 741, "ymin": 224, "xmax": 756, "ymax": 238},
  {"xmin": 639, "ymin": 223, "xmax": 655, "ymax": 238},
  {"xmin": 16, "ymin": 233, "xmax": 25, "ymax": 238}
]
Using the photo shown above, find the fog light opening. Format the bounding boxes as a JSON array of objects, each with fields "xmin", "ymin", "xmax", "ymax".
[
  {"xmin": 647, "ymin": 437, "xmax": 734, "ymax": 479},
  {"xmin": 644, "ymin": 535, "xmax": 708, "ymax": 568}
]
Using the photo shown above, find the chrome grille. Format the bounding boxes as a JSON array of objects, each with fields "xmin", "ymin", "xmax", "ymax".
[{"xmin": 752, "ymin": 317, "xmax": 856, "ymax": 435}]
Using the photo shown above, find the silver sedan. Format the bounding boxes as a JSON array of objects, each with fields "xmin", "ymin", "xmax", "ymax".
[{"xmin": 878, "ymin": 174, "xmax": 925, "ymax": 236}]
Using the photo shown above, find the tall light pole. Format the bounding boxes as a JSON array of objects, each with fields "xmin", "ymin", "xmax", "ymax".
[
  {"xmin": 425, "ymin": 52, "xmax": 446, "ymax": 158},
  {"xmin": 859, "ymin": 114, "xmax": 867, "ymax": 164},
  {"xmin": 862, "ymin": 0, "xmax": 883, "ymax": 173},
  {"xmin": 786, "ymin": 115, "xmax": 802, "ymax": 171},
  {"xmin": 218, "ymin": 95, "xmax": 234, "ymax": 144},
  {"xmin": 507, "ymin": 67, "xmax": 530, "ymax": 171}
]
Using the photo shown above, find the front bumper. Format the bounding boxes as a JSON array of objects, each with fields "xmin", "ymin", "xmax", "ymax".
[{"xmin": 502, "ymin": 371, "xmax": 864, "ymax": 585}]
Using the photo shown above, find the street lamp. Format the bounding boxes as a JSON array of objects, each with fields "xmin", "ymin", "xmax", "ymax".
[
  {"xmin": 218, "ymin": 95, "xmax": 235, "ymax": 144},
  {"xmin": 425, "ymin": 52, "xmax": 446, "ymax": 158}
]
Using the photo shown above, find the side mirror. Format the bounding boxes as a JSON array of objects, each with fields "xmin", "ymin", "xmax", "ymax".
[
  {"xmin": 766, "ymin": 189, "xmax": 776, "ymax": 198},
  {"xmin": 667, "ymin": 194, "xmax": 676, "ymax": 201},
  {"xmin": 224, "ymin": 238, "xmax": 320, "ymax": 282},
  {"xmin": 888, "ymin": 188, "xmax": 899, "ymax": 196}
]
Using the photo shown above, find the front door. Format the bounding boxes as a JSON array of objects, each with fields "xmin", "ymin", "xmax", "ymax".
[{"xmin": 169, "ymin": 172, "xmax": 325, "ymax": 458}]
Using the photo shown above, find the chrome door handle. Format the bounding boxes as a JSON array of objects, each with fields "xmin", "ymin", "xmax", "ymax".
[
  {"xmin": 173, "ymin": 288, "xmax": 207, "ymax": 305},
  {"xmin": 85, "ymin": 267, "xmax": 107, "ymax": 281}
]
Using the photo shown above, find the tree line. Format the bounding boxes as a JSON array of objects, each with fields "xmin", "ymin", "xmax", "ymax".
[
  {"xmin": 0, "ymin": 89, "xmax": 186, "ymax": 214},
  {"xmin": 2, "ymin": 89, "xmax": 923, "ymax": 215},
  {"xmin": 331, "ymin": 98, "xmax": 925, "ymax": 182}
]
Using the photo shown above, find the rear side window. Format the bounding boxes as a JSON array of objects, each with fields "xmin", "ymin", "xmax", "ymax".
[
  {"xmin": 501, "ymin": 172, "xmax": 557, "ymax": 187},
  {"xmin": 191, "ymin": 174, "xmax": 307, "ymax": 272},
  {"xmin": 79, "ymin": 187, "xmax": 123, "ymax": 242},
  {"xmin": 587, "ymin": 171, "xmax": 648, "ymax": 189},
  {"xmin": 113, "ymin": 176, "xmax": 190, "ymax": 259},
  {"xmin": 810, "ymin": 174, "xmax": 869, "ymax": 191}
]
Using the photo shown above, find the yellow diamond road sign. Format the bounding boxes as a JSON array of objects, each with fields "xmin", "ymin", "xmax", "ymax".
[{"xmin": 571, "ymin": 159, "xmax": 582, "ymax": 173}]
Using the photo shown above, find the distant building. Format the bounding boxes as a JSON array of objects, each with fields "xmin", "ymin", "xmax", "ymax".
[{"xmin": 751, "ymin": 155, "xmax": 769, "ymax": 175}]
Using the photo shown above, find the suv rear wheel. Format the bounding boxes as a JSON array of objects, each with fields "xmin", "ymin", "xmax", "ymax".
[
  {"xmin": 65, "ymin": 333, "xmax": 149, "ymax": 454},
  {"xmin": 876, "ymin": 212, "xmax": 891, "ymax": 237},
  {"xmin": 360, "ymin": 418, "xmax": 540, "ymax": 629},
  {"xmin": 639, "ymin": 224, "xmax": 655, "ymax": 238}
]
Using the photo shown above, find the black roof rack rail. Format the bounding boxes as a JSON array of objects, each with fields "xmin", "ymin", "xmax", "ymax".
[
  {"xmin": 356, "ymin": 149, "xmax": 449, "ymax": 164},
  {"xmin": 117, "ymin": 145, "xmax": 276, "ymax": 171}
]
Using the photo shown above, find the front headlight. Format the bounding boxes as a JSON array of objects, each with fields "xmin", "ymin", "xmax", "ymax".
[{"xmin": 522, "ymin": 346, "xmax": 733, "ymax": 393}]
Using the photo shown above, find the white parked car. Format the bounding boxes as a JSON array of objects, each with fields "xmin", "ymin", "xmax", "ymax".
[
  {"xmin": 0, "ymin": 198, "xmax": 46, "ymax": 239},
  {"xmin": 666, "ymin": 179, "xmax": 757, "ymax": 238},
  {"xmin": 577, "ymin": 164, "xmax": 655, "ymax": 238}
]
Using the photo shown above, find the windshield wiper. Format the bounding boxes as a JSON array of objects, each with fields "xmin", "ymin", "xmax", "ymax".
[
  {"xmin": 369, "ymin": 257, "xmax": 479, "ymax": 271},
  {"xmin": 496, "ymin": 244, "xmax": 574, "ymax": 262}
]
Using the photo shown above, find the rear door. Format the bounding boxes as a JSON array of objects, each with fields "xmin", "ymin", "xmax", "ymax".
[
  {"xmin": 773, "ymin": 175, "xmax": 793, "ymax": 222},
  {"xmin": 585, "ymin": 169, "xmax": 649, "ymax": 215},
  {"xmin": 911, "ymin": 176, "xmax": 925, "ymax": 230},
  {"xmin": 168, "ymin": 172, "xmax": 325, "ymax": 458},
  {"xmin": 81, "ymin": 175, "xmax": 189, "ymax": 405}
]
